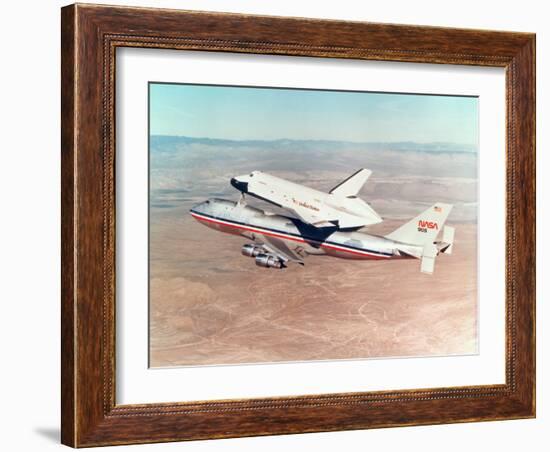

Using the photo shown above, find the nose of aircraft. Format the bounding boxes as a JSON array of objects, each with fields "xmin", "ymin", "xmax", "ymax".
[
  {"xmin": 190, "ymin": 200, "xmax": 210, "ymax": 215},
  {"xmin": 230, "ymin": 177, "xmax": 249, "ymax": 193}
]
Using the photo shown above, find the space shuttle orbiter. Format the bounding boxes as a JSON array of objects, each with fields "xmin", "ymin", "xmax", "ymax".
[{"xmin": 230, "ymin": 169, "xmax": 382, "ymax": 229}]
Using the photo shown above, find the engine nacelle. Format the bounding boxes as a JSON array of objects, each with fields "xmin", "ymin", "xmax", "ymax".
[
  {"xmin": 241, "ymin": 244, "xmax": 264, "ymax": 257},
  {"xmin": 255, "ymin": 253, "xmax": 283, "ymax": 269}
]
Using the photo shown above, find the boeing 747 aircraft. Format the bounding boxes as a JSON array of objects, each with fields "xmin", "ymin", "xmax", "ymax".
[{"xmin": 190, "ymin": 190, "xmax": 455, "ymax": 274}]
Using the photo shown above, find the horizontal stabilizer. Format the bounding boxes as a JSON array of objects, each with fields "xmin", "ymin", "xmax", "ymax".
[
  {"xmin": 442, "ymin": 225, "xmax": 455, "ymax": 255},
  {"xmin": 330, "ymin": 169, "xmax": 371, "ymax": 197},
  {"xmin": 421, "ymin": 256, "xmax": 436, "ymax": 274},
  {"xmin": 420, "ymin": 243, "xmax": 438, "ymax": 274}
]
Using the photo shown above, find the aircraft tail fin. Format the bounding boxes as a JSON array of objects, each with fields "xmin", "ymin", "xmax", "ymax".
[
  {"xmin": 329, "ymin": 168, "xmax": 371, "ymax": 197},
  {"xmin": 386, "ymin": 203, "xmax": 453, "ymax": 247}
]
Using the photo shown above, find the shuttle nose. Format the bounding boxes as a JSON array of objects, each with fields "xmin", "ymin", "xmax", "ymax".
[{"xmin": 230, "ymin": 177, "xmax": 248, "ymax": 193}]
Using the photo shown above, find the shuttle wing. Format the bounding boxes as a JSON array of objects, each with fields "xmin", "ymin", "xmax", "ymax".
[
  {"xmin": 283, "ymin": 196, "xmax": 382, "ymax": 229},
  {"xmin": 287, "ymin": 205, "xmax": 336, "ymax": 228},
  {"xmin": 288, "ymin": 204, "xmax": 380, "ymax": 229}
]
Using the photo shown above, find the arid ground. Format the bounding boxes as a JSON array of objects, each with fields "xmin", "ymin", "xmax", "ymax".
[{"xmin": 149, "ymin": 137, "xmax": 478, "ymax": 367}]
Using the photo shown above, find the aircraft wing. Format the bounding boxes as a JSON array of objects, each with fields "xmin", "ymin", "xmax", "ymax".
[{"xmin": 255, "ymin": 234, "xmax": 305, "ymax": 265}]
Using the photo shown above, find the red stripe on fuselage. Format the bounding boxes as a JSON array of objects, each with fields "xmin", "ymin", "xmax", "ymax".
[{"xmin": 190, "ymin": 212, "xmax": 390, "ymax": 260}]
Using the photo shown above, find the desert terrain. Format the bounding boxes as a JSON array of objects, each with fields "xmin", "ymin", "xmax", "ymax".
[{"xmin": 149, "ymin": 137, "xmax": 478, "ymax": 367}]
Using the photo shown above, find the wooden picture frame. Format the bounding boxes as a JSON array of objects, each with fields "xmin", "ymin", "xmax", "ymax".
[{"xmin": 61, "ymin": 3, "xmax": 535, "ymax": 447}]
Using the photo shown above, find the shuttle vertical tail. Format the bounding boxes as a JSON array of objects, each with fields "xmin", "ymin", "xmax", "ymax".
[
  {"xmin": 329, "ymin": 168, "xmax": 371, "ymax": 197},
  {"xmin": 385, "ymin": 203, "xmax": 453, "ymax": 246}
]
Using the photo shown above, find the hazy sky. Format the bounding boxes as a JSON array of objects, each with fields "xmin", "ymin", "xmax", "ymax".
[{"xmin": 149, "ymin": 83, "xmax": 478, "ymax": 145}]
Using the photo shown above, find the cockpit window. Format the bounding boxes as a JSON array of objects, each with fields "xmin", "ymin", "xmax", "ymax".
[{"xmin": 249, "ymin": 173, "xmax": 254, "ymax": 177}]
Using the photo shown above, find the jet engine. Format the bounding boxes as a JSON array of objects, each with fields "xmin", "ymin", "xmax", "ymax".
[
  {"xmin": 255, "ymin": 253, "xmax": 284, "ymax": 269},
  {"xmin": 241, "ymin": 244, "xmax": 264, "ymax": 257}
]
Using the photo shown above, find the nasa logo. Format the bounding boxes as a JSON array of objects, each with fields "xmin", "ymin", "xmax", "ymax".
[{"xmin": 417, "ymin": 220, "xmax": 439, "ymax": 232}]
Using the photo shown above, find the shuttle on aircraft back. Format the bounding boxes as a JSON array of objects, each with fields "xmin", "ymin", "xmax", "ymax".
[
  {"xmin": 191, "ymin": 169, "xmax": 455, "ymax": 274},
  {"xmin": 230, "ymin": 169, "xmax": 382, "ymax": 229}
]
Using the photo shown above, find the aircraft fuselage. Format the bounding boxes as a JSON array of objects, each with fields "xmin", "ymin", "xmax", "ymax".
[{"xmin": 190, "ymin": 198, "xmax": 419, "ymax": 261}]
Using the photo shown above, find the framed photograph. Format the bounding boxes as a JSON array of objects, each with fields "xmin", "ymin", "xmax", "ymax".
[{"xmin": 61, "ymin": 3, "xmax": 535, "ymax": 447}]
